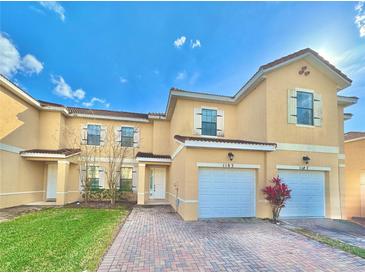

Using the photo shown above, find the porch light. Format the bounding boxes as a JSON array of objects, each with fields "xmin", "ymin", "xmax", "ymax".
[
  {"xmin": 228, "ymin": 152, "xmax": 234, "ymax": 161},
  {"xmin": 303, "ymin": 155, "xmax": 311, "ymax": 165}
]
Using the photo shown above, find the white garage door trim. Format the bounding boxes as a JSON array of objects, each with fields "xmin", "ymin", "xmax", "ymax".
[
  {"xmin": 278, "ymin": 169, "xmax": 326, "ymax": 218},
  {"xmin": 198, "ymin": 167, "xmax": 256, "ymax": 219}
]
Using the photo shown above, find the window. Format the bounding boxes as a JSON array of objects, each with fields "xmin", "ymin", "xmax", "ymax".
[
  {"xmin": 121, "ymin": 127, "xmax": 134, "ymax": 147},
  {"xmin": 297, "ymin": 91, "xmax": 313, "ymax": 125},
  {"xmin": 87, "ymin": 166, "xmax": 100, "ymax": 190},
  {"xmin": 87, "ymin": 125, "xmax": 101, "ymax": 145},
  {"xmin": 201, "ymin": 109, "xmax": 217, "ymax": 136},
  {"xmin": 120, "ymin": 167, "xmax": 133, "ymax": 191}
]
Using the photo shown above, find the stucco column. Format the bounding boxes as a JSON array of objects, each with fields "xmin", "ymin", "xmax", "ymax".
[
  {"xmin": 56, "ymin": 160, "xmax": 69, "ymax": 205},
  {"xmin": 137, "ymin": 163, "xmax": 146, "ymax": 205},
  {"xmin": 329, "ymin": 166, "xmax": 342, "ymax": 219}
]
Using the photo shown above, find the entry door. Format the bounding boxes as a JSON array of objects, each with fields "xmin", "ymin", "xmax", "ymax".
[
  {"xmin": 149, "ymin": 168, "xmax": 166, "ymax": 199},
  {"xmin": 361, "ymin": 172, "xmax": 365, "ymax": 217},
  {"xmin": 47, "ymin": 164, "xmax": 57, "ymax": 200},
  {"xmin": 279, "ymin": 170, "xmax": 325, "ymax": 217}
]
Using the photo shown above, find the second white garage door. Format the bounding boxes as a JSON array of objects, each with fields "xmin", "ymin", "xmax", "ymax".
[
  {"xmin": 279, "ymin": 170, "xmax": 325, "ymax": 217},
  {"xmin": 198, "ymin": 168, "xmax": 256, "ymax": 218}
]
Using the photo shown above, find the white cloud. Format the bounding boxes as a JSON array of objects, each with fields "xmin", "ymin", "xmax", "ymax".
[
  {"xmin": 0, "ymin": 34, "xmax": 21, "ymax": 77},
  {"xmin": 355, "ymin": 1, "xmax": 365, "ymax": 37},
  {"xmin": 173, "ymin": 36, "xmax": 186, "ymax": 48},
  {"xmin": 21, "ymin": 54, "xmax": 44, "ymax": 75},
  {"xmin": 0, "ymin": 33, "xmax": 43, "ymax": 78},
  {"xmin": 51, "ymin": 75, "xmax": 85, "ymax": 100},
  {"xmin": 39, "ymin": 1, "xmax": 65, "ymax": 21},
  {"xmin": 191, "ymin": 39, "xmax": 201, "ymax": 49},
  {"xmin": 120, "ymin": 77, "xmax": 128, "ymax": 84},
  {"xmin": 153, "ymin": 69, "xmax": 160, "ymax": 75},
  {"xmin": 83, "ymin": 97, "xmax": 110, "ymax": 108},
  {"xmin": 176, "ymin": 71, "xmax": 187, "ymax": 80}
]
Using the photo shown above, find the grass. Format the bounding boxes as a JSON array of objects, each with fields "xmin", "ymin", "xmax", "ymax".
[
  {"xmin": 0, "ymin": 207, "xmax": 129, "ymax": 271},
  {"xmin": 293, "ymin": 228, "xmax": 365, "ymax": 259}
]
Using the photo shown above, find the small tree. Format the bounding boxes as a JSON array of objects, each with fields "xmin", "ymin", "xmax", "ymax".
[{"xmin": 262, "ymin": 176, "xmax": 291, "ymax": 222}]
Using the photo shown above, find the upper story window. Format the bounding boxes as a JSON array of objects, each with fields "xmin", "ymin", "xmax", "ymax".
[
  {"xmin": 201, "ymin": 108, "xmax": 217, "ymax": 136},
  {"xmin": 87, "ymin": 125, "xmax": 101, "ymax": 145},
  {"xmin": 121, "ymin": 127, "xmax": 134, "ymax": 147},
  {"xmin": 87, "ymin": 166, "xmax": 100, "ymax": 190},
  {"xmin": 297, "ymin": 91, "xmax": 314, "ymax": 125},
  {"xmin": 120, "ymin": 167, "xmax": 133, "ymax": 191}
]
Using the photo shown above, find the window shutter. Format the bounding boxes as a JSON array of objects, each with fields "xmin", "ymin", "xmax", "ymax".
[
  {"xmin": 133, "ymin": 127, "xmax": 140, "ymax": 148},
  {"xmin": 81, "ymin": 125, "xmax": 88, "ymax": 145},
  {"xmin": 98, "ymin": 167, "xmax": 104, "ymax": 188},
  {"xmin": 193, "ymin": 107, "xmax": 202, "ymax": 135},
  {"xmin": 80, "ymin": 166, "xmax": 86, "ymax": 189},
  {"xmin": 288, "ymin": 89, "xmax": 297, "ymax": 124},
  {"xmin": 217, "ymin": 109, "xmax": 224, "ymax": 137},
  {"xmin": 100, "ymin": 126, "xmax": 106, "ymax": 146},
  {"xmin": 313, "ymin": 92, "xmax": 322, "ymax": 127},
  {"xmin": 114, "ymin": 126, "xmax": 121, "ymax": 145}
]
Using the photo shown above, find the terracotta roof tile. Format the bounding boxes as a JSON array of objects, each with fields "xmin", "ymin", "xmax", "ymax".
[
  {"xmin": 136, "ymin": 152, "xmax": 171, "ymax": 159},
  {"xmin": 345, "ymin": 132, "xmax": 365, "ymax": 141},
  {"xmin": 174, "ymin": 135, "xmax": 277, "ymax": 147},
  {"xmin": 38, "ymin": 100, "xmax": 65, "ymax": 107},
  {"xmin": 66, "ymin": 106, "xmax": 148, "ymax": 119},
  {"xmin": 21, "ymin": 148, "xmax": 81, "ymax": 156}
]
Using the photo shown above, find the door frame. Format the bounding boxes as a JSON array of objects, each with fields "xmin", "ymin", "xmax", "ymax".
[{"xmin": 149, "ymin": 167, "xmax": 166, "ymax": 199}]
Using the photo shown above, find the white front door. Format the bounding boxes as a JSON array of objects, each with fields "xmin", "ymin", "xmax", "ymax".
[
  {"xmin": 149, "ymin": 168, "xmax": 166, "ymax": 199},
  {"xmin": 47, "ymin": 164, "xmax": 57, "ymax": 200}
]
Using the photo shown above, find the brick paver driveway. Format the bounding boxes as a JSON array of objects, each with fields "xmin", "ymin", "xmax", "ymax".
[{"xmin": 99, "ymin": 206, "xmax": 365, "ymax": 271}]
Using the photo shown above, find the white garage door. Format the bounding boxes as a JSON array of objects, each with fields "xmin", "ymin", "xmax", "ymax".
[
  {"xmin": 198, "ymin": 168, "xmax": 256, "ymax": 218},
  {"xmin": 279, "ymin": 170, "xmax": 325, "ymax": 217}
]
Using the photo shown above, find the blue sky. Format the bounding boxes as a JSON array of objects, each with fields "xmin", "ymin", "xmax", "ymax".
[{"xmin": 1, "ymin": 1, "xmax": 364, "ymax": 132}]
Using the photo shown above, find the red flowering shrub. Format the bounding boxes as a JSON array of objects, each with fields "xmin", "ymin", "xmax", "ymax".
[{"xmin": 262, "ymin": 176, "xmax": 291, "ymax": 222}]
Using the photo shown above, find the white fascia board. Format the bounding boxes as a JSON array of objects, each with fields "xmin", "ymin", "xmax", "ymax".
[
  {"xmin": 0, "ymin": 76, "xmax": 41, "ymax": 109},
  {"xmin": 276, "ymin": 143, "xmax": 339, "ymax": 154},
  {"xmin": 338, "ymin": 96, "xmax": 358, "ymax": 107},
  {"xmin": 21, "ymin": 152, "xmax": 80, "ymax": 159},
  {"xmin": 136, "ymin": 157, "xmax": 171, "ymax": 163},
  {"xmin": 277, "ymin": 164, "xmax": 331, "ymax": 171},
  {"xmin": 184, "ymin": 140, "xmax": 276, "ymax": 151},
  {"xmin": 170, "ymin": 89, "xmax": 235, "ymax": 103},
  {"xmin": 69, "ymin": 113, "xmax": 150, "ymax": 123},
  {"xmin": 41, "ymin": 106, "xmax": 69, "ymax": 115},
  {"xmin": 345, "ymin": 137, "xmax": 365, "ymax": 143}
]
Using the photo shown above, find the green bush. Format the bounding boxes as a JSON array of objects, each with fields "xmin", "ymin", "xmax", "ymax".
[{"xmin": 81, "ymin": 189, "xmax": 136, "ymax": 202}]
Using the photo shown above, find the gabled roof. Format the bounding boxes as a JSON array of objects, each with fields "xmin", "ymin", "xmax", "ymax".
[
  {"xmin": 166, "ymin": 48, "xmax": 353, "ymax": 118},
  {"xmin": 345, "ymin": 132, "xmax": 365, "ymax": 142}
]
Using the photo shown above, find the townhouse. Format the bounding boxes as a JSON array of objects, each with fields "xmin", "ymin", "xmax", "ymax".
[{"xmin": 0, "ymin": 48, "xmax": 358, "ymax": 220}]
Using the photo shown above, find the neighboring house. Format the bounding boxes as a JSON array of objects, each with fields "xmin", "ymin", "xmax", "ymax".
[
  {"xmin": 0, "ymin": 48, "xmax": 358, "ymax": 221},
  {"xmin": 344, "ymin": 132, "xmax": 365, "ymax": 219}
]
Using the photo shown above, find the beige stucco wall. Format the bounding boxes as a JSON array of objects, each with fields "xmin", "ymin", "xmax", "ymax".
[{"xmin": 344, "ymin": 139, "xmax": 365, "ymax": 218}]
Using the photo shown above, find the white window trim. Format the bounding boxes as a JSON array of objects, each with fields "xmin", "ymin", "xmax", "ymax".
[
  {"xmin": 276, "ymin": 164, "xmax": 331, "ymax": 171},
  {"xmin": 295, "ymin": 88, "xmax": 315, "ymax": 127},
  {"xmin": 200, "ymin": 106, "xmax": 219, "ymax": 137}
]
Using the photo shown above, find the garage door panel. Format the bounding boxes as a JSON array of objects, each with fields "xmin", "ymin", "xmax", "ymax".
[
  {"xmin": 199, "ymin": 168, "xmax": 256, "ymax": 218},
  {"xmin": 279, "ymin": 170, "xmax": 325, "ymax": 217}
]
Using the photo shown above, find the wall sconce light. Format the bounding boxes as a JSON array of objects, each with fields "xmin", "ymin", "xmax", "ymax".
[
  {"xmin": 303, "ymin": 155, "xmax": 311, "ymax": 165},
  {"xmin": 228, "ymin": 152, "xmax": 234, "ymax": 161}
]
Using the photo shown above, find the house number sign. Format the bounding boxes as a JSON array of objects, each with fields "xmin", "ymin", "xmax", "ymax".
[{"xmin": 222, "ymin": 163, "xmax": 234, "ymax": 168}]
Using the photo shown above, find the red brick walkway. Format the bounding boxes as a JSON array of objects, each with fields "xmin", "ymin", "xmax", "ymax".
[{"xmin": 98, "ymin": 206, "xmax": 365, "ymax": 271}]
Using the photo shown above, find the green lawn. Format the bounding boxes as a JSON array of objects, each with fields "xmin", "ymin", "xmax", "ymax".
[
  {"xmin": 293, "ymin": 228, "xmax": 365, "ymax": 259},
  {"xmin": 0, "ymin": 207, "xmax": 129, "ymax": 271}
]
